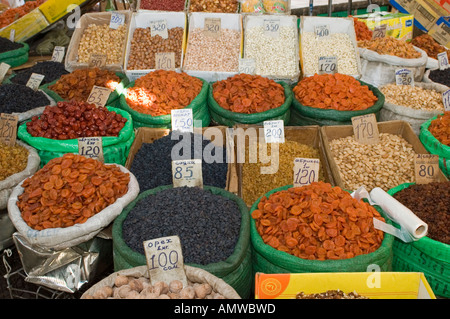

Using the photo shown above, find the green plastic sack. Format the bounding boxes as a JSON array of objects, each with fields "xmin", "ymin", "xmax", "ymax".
[
  {"xmin": 207, "ymin": 81, "xmax": 292, "ymax": 127},
  {"xmin": 289, "ymin": 80, "xmax": 385, "ymax": 126},
  {"xmin": 250, "ymin": 185, "xmax": 394, "ymax": 276},
  {"xmin": 0, "ymin": 51, "xmax": 29, "ymax": 68},
  {"xmin": 0, "ymin": 42, "xmax": 29, "ymax": 61},
  {"xmin": 17, "ymin": 106, "xmax": 135, "ymax": 167},
  {"xmin": 419, "ymin": 115, "xmax": 450, "ymax": 178},
  {"xmin": 40, "ymin": 72, "xmax": 130, "ymax": 108},
  {"xmin": 112, "ymin": 185, "xmax": 252, "ymax": 298},
  {"xmin": 387, "ymin": 183, "xmax": 449, "ymax": 298},
  {"xmin": 118, "ymin": 78, "xmax": 210, "ymax": 129}
]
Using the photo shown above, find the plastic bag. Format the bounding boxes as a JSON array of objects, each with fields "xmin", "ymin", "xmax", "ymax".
[
  {"xmin": 359, "ymin": 46, "xmax": 428, "ymax": 87},
  {"xmin": 7, "ymin": 164, "xmax": 140, "ymax": 250},
  {"xmin": 239, "ymin": 0, "xmax": 266, "ymax": 13}
]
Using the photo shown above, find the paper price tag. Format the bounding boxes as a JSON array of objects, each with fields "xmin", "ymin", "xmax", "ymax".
[
  {"xmin": 314, "ymin": 25, "xmax": 330, "ymax": 38},
  {"xmin": 204, "ymin": 18, "xmax": 221, "ymax": 38},
  {"xmin": 9, "ymin": 29, "xmax": 15, "ymax": 42},
  {"xmin": 443, "ymin": 89, "xmax": 450, "ymax": 112},
  {"xmin": 263, "ymin": 18, "xmax": 280, "ymax": 37},
  {"xmin": 293, "ymin": 158, "xmax": 320, "ymax": 187},
  {"xmin": 155, "ymin": 52, "xmax": 175, "ymax": 70},
  {"xmin": 351, "ymin": 113, "xmax": 380, "ymax": 145},
  {"xmin": 89, "ymin": 54, "xmax": 107, "ymax": 68},
  {"xmin": 171, "ymin": 108, "xmax": 193, "ymax": 133},
  {"xmin": 51, "ymin": 46, "xmax": 66, "ymax": 63},
  {"xmin": 110, "ymin": 12, "xmax": 125, "ymax": 29},
  {"xmin": 414, "ymin": 154, "xmax": 439, "ymax": 184},
  {"xmin": 238, "ymin": 58, "xmax": 256, "ymax": 75},
  {"xmin": 87, "ymin": 86, "xmax": 111, "ymax": 107},
  {"xmin": 372, "ymin": 24, "xmax": 387, "ymax": 39},
  {"xmin": 437, "ymin": 51, "xmax": 449, "ymax": 70},
  {"xmin": 0, "ymin": 62, "xmax": 11, "ymax": 83},
  {"xmin": 395, "ymin": 68, "xmax": 414, "ymax": 86},
  {"xmin": 263, "ymin": 120, "xmax": 285, "ymax": 143},
  {"xmin": 149, "ymin": 19, "xmax": 168, "ymax": 39},
  {"xmin": 78, "ymin": 137, "xmax": 104, "ymax": 162},
  {"xmin": 318, "ymin": 56, "xmax": 338, "ymax": 74},
  {"xmin": 0, "ymin": 113, "xmax": 18, "ymax": 146},
  {"xmin": 143, "ymin": 236, "xmax": 188, "ymax": 286},
  {"xmin": 26, "ymin": 73, "xmax": 45, "ymax": 91},
  {"xmin": 172, "ymin": 159, "xmax": 203, "ymax": 188}
]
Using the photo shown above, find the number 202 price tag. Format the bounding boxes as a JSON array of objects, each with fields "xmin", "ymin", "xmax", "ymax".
[
  {"xmin": 263, "ymin": 120, "xmax": 285, "ymax": 143},
  {"xmin": 351, "ymin": 113, "xmax": 380, "ymax": 145},
  {"xmin": 414, "ymin": 154, "xmax": 439, "ymax": 184},
  {"xmin": 78, "ymin": 137, "xmax": 104, "ymax": 162},
  {"xmin": 172, "ymin": 159, "xmax": 203, "ymax": 188},
  {"xmin": 143, "ymin": 235, "xmax": 188, "ymax": 287},
  {"xmin": 293, "ymin": 158, "xmax": 320, "ymax": 187}
]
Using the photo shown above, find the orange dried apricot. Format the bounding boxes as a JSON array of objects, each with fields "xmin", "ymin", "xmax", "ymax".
[{"xmin": 428, "ymin": 111, "xmax": 450, "ymax": 146}]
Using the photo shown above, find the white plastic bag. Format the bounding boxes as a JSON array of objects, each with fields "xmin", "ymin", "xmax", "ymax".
[
  {"xmin": 359, "ymin": 46, "xmax": 428, "ymax": 87},
  {"xmin": 7, "ymin": 164, "xmax": 140, "ymax": 250},
  {"xmin": 0, "ymin": 141, "xmax": 40, "ymax": 210}
]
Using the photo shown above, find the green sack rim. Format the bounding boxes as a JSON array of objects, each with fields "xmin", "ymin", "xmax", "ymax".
[
  {"xmin": 291, "ymin": 79, "xmax": 385, "ymax": 120},
  {"xmin": 0, "ymin": 42, "xmax": 28, "ymax": 60},
  {"xmin": 209, "ymin": 105, "xmax": 291, "ymax": 127},
  {"xmin": 207, "ymin": 81, "xmax": 293, "ymax": 123},
  {"xmin": 250, "ymin": 184, "xmax": 394, "ymax": 269},
  {"xmin": 0, "ymin": 51, "xmax": 28, "ymax": 68},
  {"xmin": 112, "ymin": 185, "xmax": 250, "ymax": 275},
  {"xmin": 387, "ymin": 182, "xmax": 450, "ymax": 262},
  {"xmin": 39, "ymin": 71, "xmax": 130, "ymax": 103},
  {"xmin": 17, "ymin": 106, "xmax": 134, "ymax": 152},
  {"xmin": 118, "ymin": 77, "xmax": 210, "ymax": 126}
]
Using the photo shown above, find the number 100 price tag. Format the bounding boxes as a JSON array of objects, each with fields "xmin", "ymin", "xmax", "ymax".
[
  {"xmin": 143, "ymin": 235, "xmax": 188, "ymax": 286},
  {"xmin": 293, "ymin": 158, "xmax": 320, "ymax": 187},
  {"xmin": 78, "ymin": 137, "xmax": 104, "ymax": 162}
]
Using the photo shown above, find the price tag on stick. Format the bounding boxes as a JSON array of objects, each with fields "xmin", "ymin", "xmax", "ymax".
[
  {"xmin": 78, "ymin": 137, "xmax": 104, "ymax": 162},
  {"xmin": 438, "ymin": 51, "xmax": 449, "ymax": 70},
  {"xmin": 26, "ymin": 73, "xmax": 45, "ymax": 91},
  {"xmin": 110, "ymin": 12, "xmax": 125, "ymax": 29},
  {"xmin": 204, "ymin": 18, "xmax": 221, "ymax": 38},
  {"xmin": 9, "ymin": 29, "xmax": 15, "ymax": 42},
  {"xmin": 172, "ymin": 159, "xmax": 203, "ymax": 188},
  {"xmin": 293, "ymin": 158, "xmax": 320, "ymax": 187},
  {"xmin": 0, "ymin": 62, "xmax": 11, "ymax": 83},
  {"xmin": 414, "ymin": 154, "xmax": 439, "ymax": 184},
  {"xmin": 263, "ymin": 120, "xmax": 285, "ymax": 143},
  {"xmin": 51, "ymin": 46, "xmax": 66, "ymax": 63},
  {"xmin": 351, "ymin": 113, "xmax": 380, "ymax": 145},
  {"xmin": 395, "ymin": 68, "xmax": 414, "ymax": 86},
  {"xmin": 0, "ymin": 113, "xmax": 18, "ymax": 146},
  {"xmin": 318, "ymin": 56, "xmax": 338, "ymax": 74},
  {"xmin": 149, "ymin": 19, "xmax": 168, "ymax": 39},
  {"xmin": 155, "ymin": 52, "xmax": 175, "ymax": 70},
  {"xmin": 263, "ymin": 18, "xmax": 280, "ymax": 37},
  {"xmin": 171, "ymin": 108, "xmax": 193, "ymax": 133},
  {"xmin": 143, "ymin": 235, "xmax": 188, "ymax": 287},
  {"xmin": 89, "ymin": 54, "xmax": 107, "ymax": 68},
  {"xmin": 87, "ymin": 86, "xmax": 111, "ymax": 107}
]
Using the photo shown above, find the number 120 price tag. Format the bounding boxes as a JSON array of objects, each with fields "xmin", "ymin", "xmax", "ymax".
[
  {"xmin": 78, "ymin": 137, "xmax": 104, "ymax": 162},
  {"xmin": 293, "ymin": 158, "xmax": 320, "ymax": 187}
]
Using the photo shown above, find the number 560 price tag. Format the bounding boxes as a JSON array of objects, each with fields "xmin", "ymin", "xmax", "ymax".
[{"xmin": 293, "ymin": 158, "xmax": 320, "ymax": 187}]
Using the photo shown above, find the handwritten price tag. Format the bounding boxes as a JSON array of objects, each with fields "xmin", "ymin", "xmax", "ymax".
[
  {"xmin": 155, "ymin": 52, "xmax": 175, "ymax": 70},
  {"xmin": 437, "ymin": 51, "xmax": 449, "ymax": 70},
  {"xmin": 239, "ymin": 58, "xmax": 256, "ymax": 75},
  {"xmin": 150, "ymin": 19, "xmax": 168, "ymax": 39},
  {"xmin": 0, "ymin": 62, "xmax": 11, "ymax": 83},
  {"xmin": 293, "ymin": 158, "xmax": 320, "ymax": 187},
  {"xmin": 263, "ymin": 120, "xmax": 285, "ymax": 143},
  {"xmin": 443, "ymin": 89, "xmax": 450, "ymax": 112},
  {"xmin": 395, "ymin": 68, "xmax": 414, "ymax": 86},
  {"xmin": 414, "ymin": 154, "xmax": 440, "ymax": 184},
  {"xmin": 314, "ymin": 25, "xmax": 330, "ymax": 39},
  {"xmin": 172, "ymin": 159, "xmax": 203, "ymax": 188},
  {"xmin": 26, "ymin": 73, "xmax": 45, "ymax": 91},
  {"xmin": 351, "ymin": 113, "xmax": 380, "ymax": 145},
  {"xmin": 0, "ymin": 113, "xmax": 18, "ymax": 146},
  {"xmin": 264, "ymin": 18, "xmax": 280, "ymax": 37},
  {"xmin": 110, "ymin": 12, "xmax": 125, "ymax": 29},
  {"xmin": 78, "ymin": 137, "xmax": 104, "ymax": 162},
  {"xmin": 87, "ymin": 86, "xmax": 111, "ymax": 107},
  {"xmin": 204, "ymin": 18, "xmax": 221, "ymax": 38},
  {"xmin": 318, "ymin": 56, "xmax": 338, "ymax": 75},
  {"xmin": 89, "ymin": 54, "xmax": 107, "ymax": 68},
  {"xmin": 51, "ymin": 46, "xmax": 66, "ymax": 63},
  {"xmin": 171, "ymin": 108, "xmax": 193, "ymax": 133},
  {"xmin": 372, "ymin": 24, "xmax": 387, "ymax": 39},
  {"xmin": 143, "ymin": 236, "xmax": 188, "ymax": 286}
]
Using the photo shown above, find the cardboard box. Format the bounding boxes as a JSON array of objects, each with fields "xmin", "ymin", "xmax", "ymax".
[
  {"xmin": 355, "ymin": 12, "xmax": 414, "ymax": 42},
  {"xmin": 320, "ymin": 120, "xmax": 448, "ymax": 191},
  {"xmin": 254, "ymin": 272, "xmax": 436, "ymax": 299},
  {"xmin": 0, "ymin": 8, "xmax": 49, "ymax": 42},
  {"xmin": 38, "ymin": 0, "xmax": 88, "ymax": 24},
  {"xmin": 233, "ymin": 124, "xmax": 335, "ymax": 207},
  {"xmin": 125, "ymin": 126, "xmax": 237, "ymax": 193},
  {"xmin": 428, "ymin": 16, "xmax": 450, "ymax": 47},
  {"xmin": 124, "ymin": 11, "xmax": 187, "ymax": 82}
]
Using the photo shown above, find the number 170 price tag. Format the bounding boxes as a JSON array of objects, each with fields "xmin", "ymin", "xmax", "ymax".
[{"xmin": 293, "ymin": 158, "xmax": 320, "ymax": 187}]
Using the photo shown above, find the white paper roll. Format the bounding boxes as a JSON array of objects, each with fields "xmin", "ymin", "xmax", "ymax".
[{"xmin": 369, "ymin": 187, "xmax": 428, "ymax": 240}]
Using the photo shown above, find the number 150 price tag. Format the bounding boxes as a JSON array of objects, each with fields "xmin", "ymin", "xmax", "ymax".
[{"xmin": 293, "ymin": 158, "xmax": 320, "ymax": 187}]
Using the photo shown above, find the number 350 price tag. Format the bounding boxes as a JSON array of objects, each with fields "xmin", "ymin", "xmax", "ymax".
[
  {"xmin": 293, "ymin": 158, "xmax": 320, "ymax": 187},
  {"xmin": 78, "ymin": 137, "xmax": 104, "ymax": 162},
  {"xmin": 143, "ymin": 235, "xmax": 188, "ymax": 286}
]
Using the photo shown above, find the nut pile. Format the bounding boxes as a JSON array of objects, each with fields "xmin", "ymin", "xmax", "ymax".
[
  {"xmin": 329, "ymin": 133, "xmax": 416, "ymax": 191},
  {"xmin": 251, "ymin": 182, "xmax": 385, "ymax": 260},
  {"xmin": 183, "ymin": 28, "xmax": 241, "ymax": 72},
  {"xmin": 242, "ymin": 140, "xmax": 325, "ymax": 206},
  {"xmin": 0, "ymin": 143, "xmax": 28, "ymax": 181},
  {"xmin": 127, "ymin": 27, "xmax": 184, "ymax": 70},
  {"xmin": 358, "ymin": 37, "xmax": 421, "ymax": 59},
  {"xmin": 84, "ymin": 276, "xmax": 227, "ymax": 299},
  {"xmin": 244, "ymin": 24, "xmax": 298, "ymax": 79},
  {"xmin": 293, "ymin": 73, "xmax": 378, "ymax": 111},
  {"xmin": 380, "ymin": 84, "xmax": 445, "ymax": 112},
  {"xmin": 49, "ymin": 68, "xmax": 121, "ymax": 102},
  {"xmin": 295, "ymin": 290, "xmax": 369, "ymax": 299},
  {"xmin": 411, "ymin": 34, "xmax": 450, "ymax": 60},
  {"xmin": 301, "ymin": 32, "xmax": 359, "ymax": 75},
  {"xmin": 77, "ymin": 24, "xmax": 127, "ymax": 65},
  {"xmin": 393, "ymin": 181, "xmax": 449, "ymax": 245},
  {"xmin": 189, "ymin": 0, "xmax": 238, "ymax": 12},
  {"xmin": 429, "ymin": 112, "xmax": 450, "ymax": 146},
  {"xmin": 17, "ymin": 154, "xmax": 130, "ymax": 230},
  {"xmin": 139, "ymin": 0, "xmax": 185, "ymax": 11},
  {"xmin": 212, "ymin": 74, "xmax": 285, "ymax": 113},
  {"xmin": 26, "ymin": 101, "xmax": 127, "ymax": 140}
]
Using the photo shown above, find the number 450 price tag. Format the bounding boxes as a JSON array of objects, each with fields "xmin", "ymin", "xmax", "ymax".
[
  {"xmin": 143, "ymin": 235, "xmax": 188, "ymax": 286},
  {"xmin": 293, "ymin": 158, "xmax": 320, "ymax": 187}
]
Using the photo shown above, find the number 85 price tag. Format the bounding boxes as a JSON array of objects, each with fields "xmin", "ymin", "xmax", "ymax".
[{"xmin": 293, "ymin": 158, "xmax": 320, "ymax": 187}]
